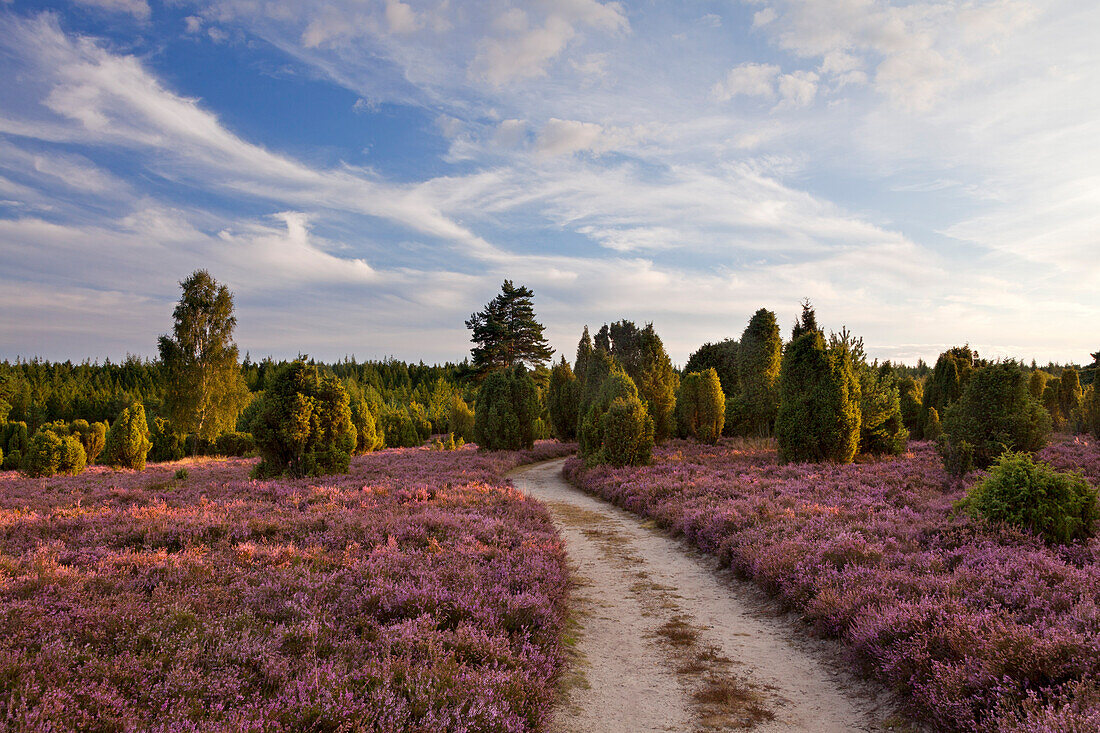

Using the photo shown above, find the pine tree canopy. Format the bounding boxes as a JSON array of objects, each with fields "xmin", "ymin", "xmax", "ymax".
[{"xmin": 465, "ymin": 280, "xmax": 553, "ymax": 379}]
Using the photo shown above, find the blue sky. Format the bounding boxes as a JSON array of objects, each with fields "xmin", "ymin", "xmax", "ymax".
[{"xmin": 0, "ymin": 0, "xmax": 1097, "ymax": 366}]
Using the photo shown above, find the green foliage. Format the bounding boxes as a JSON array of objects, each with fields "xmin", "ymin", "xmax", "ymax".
[
  {"xmin": 591, "ymin": 322, "xmax": 679, "ymax": 443},
  {"xmin": 547, "ymin": 357, "xmax": 580, "ymax": 441},
  {"xmin": 473, "ymin": 365, "xmax": 541, "ymax": 451},
  {"xmin": 737, "ymin": 308, "xmax": 782, "ymax": 437},
  {"xmin": 379, "ymin": 408, "xmax": 420, "ymax": 448},
  {"xmin": 174, "ymin": 468, "xmax": 189, "ymax": 480},
  {"xmin": 349, "ymin": 399, "xmax": 383, "ymax": 454},
  {"xmin": 70, "ymin": 419, "xmax": 107, "ymax": 464},
  {"xmin": 248, "ymin": 361, "xmax": 356, "ymax": 478},
  {"xmin": 776, "ymin": 331, "xmax": 861, "ymax": 464},
  {"xmin": 684, "ymin": 340, "xmax": 739, "ymax": 398},
  {"xmin": 158, "ymin": 270, "xmax": 250, "ymax": 444},
  {"xmin": 675, "ymin": 369, "xmax": 725, "ymax": 444},
  {"xmin": 599, "ymin": 394, "xmax": 654, "ymax": 467},
  {"xmin": 466, "ymin": 280, "xmax": 553, "ymax": 379},
  {"xmin": 2, "ymin": 422, "xmax": 29, "ymax": 470},
  {"xmin": 579, "ymin": 367, "xmax": 653, "ymax": 465},
  {"xmin": 26, "ymin": 423, "xmax": 87, "ymax": 477},
  {"xmin": 25, "ymin": 431, "xmax": 63, "ymax": 478},
  {"xmin": 448, "ymin": 394, "xmax": 475, "ymax": 443},
  {"xmin": 898, "ymin": 375, "xmax": 924, "ymax": 438},
  {"xmin": 1028, "ymin": 370, "xmax": 1048, "ymax": 401},
  {"xmin": 408, "ymin": 402, "xmax": 432, "ymax": 443},
  {"xmin": 214, "ymin": 431, "xmax": 255, "ymax": 457},
  {"xmin": 790, "ymin": 299, "xmax": 820, "ymax": 340},
  {"xmin": 924, "ymin": 407, "xmax": 944, "ymax": 441},
  {"xmin": 922, "ymin": 346, "xmax": 976, "ymax": 438},
  {"xmin": 1057, "ymin": 369, "xmax": 1083, "ymax": 432},
  {"xmin": 102, "ymin": 403, "xmax": 153, "ymax": 471},
  {"xmin": 149, "ymin": 417, "xmax": 186, "ymax": 462},
  {"xmin": 858, "ymin": 363, "xmax": 908, "ymax": 456},
  {"xmin": 940, "ymin": 361, "xmax": 1052, "ymax": 475},
  {"xmin": 1087, "ymin": 384, "xmax": 1100, "ymax": 440},
  {"xmin": 959, "ymin": 451, "xmax": 1098, "ymax": 544}
]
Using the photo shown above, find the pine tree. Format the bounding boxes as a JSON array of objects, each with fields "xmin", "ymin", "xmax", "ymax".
[
  {"xmin": 790, "ymin": 299, "xmax": 820, "ymax": 340},
  {"xmin": 158, "ymin": 271, "xmax": 250, "ymax": 447},
  {"xmin": 466, "ymin": 280, "xmax": 553, "ymax": 379}
]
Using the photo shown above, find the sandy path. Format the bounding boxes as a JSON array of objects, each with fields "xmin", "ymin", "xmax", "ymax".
[{"xmin": 510, "ymin": 459, "xmax": 907, "ymax": 733}]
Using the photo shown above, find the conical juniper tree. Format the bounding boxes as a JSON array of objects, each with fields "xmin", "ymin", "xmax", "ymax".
[
  {"xmin": 158, "ymin": 271, "xmax": 250, "ymax": 448},
  {"xmin": 466, "ymin": 280, "xmax": 553, "ymax": 380},
  {"xmin": 738, "ymin": 308, "xmax": 782, "ymax": 437}
]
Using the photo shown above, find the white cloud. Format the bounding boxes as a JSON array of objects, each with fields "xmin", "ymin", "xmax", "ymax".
[
  {"xmin": 69, "ymin": 0, "xmax": 150, "ymax": 20},
  {"xmin": 184, "ymin": 16, "xmax": 202, "ymax": 33},
  {"xmin": 385, "ymin": 0, "xmax": 421, "ymax": 34},
  {"xmin": 493, "ymin": 119, "xmax": 528, "ymax": 149},
  {"xmin": 471, "ymin": 1, "xmax": 628, "ymax": 86},
  {"xmin": 536, "ymin": 118, "xmax": 605, "ymax": 156},
  {"xmin": 777, "ymin": 70, "xmax": 818, "ymax": 107},
  {"xmin": 712, "ymin": 63, "xmax": 780, "ymax": 101}
]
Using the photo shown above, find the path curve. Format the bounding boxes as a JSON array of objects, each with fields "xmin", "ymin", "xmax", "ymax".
[{"xmin": 511, "ymin": 458, "xmax": 906, "ymax": 733}]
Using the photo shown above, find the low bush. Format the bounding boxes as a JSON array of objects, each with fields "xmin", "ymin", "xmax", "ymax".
[
  {"xmin": 25, "ymin": 430, "xmax": 86, "ymax": 477},
  {"xmin": 214, "ymin": 431, "xmax": 255, "ymax": 457},
  {"xmin": 959, "ymin": 451, "xmax": 1097, "ymax": 544},
  {"xmin": 149, "ymin": 417, "xmax": 186, "ymax": 462}
]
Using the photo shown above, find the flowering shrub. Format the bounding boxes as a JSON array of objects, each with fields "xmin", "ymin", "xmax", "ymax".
[
  {"xmin": 565, "ymin": 436, "xmax": 1100, "ymax": 731},
  {"xmin": 0, "ymin": 440, "xmax": 573, "ymax": 731}
]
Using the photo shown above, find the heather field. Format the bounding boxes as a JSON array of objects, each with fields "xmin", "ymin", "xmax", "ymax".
[
  {"xmin": 565, "ymin": 437, "xmax": 1100, "ymax": 732},
  {"xmin": 0, "ymin": 441, "xmax": 573, "ymax": 732}
]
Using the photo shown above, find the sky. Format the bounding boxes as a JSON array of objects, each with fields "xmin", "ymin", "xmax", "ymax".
[{"xmin": 0, "ymin": 0, "xmax": 1097, "ymax": 367}]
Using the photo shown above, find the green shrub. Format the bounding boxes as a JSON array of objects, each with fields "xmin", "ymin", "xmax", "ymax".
[
  {"xmin": 675, "ymin": 369, "xmax": 725, "ymax": 444},
  {"xmin": 214, "ymin": 431, "xmax": 255, "ymax": 457},
  {"xmin": 924, "ymin": 407, "xmax": 944, "ymax": 441},
  {"xmin": 102, "ymin": 403, "xmax": 153, "ymax": 471},
  {"xmin": 737, "ymin": 308, "xmax": 782, "ymax": 437},
  {"xmin": 547, "ymin": 357, "xmax": 580, "ymax": 441},
  {"xmin": 25, "ymin": 430, "xmax": 85, "ymax": 477},
  {"xmin": 1028, "ymin": 370, "xmax": 1048, "ymax": 401},
  {"xmin": 2, "ymin": 422, "xmax": 29, "ymax": 470},
  {"xmin": 685, "ymin": 340, "xmax": 739, "ymax": 398},
  {"xmin": 248, "ymin": 361, "xmax": 356, "ymax": 478},
  {"xmin": 24, "ymin": 431, "xmax": 63, "ymax": 477},
  {"xmin": 473, "ymin": 365, "xmax": 540, "ymax": 451},
  {"xmin": 379, "ymin": 408, "xmax": 420, "ymax": 448},
  {"xmin": 174, "ymin": 468, "xmax": 189, "ymax": 480},
  {"xmin": 408, "ymin": 403, "xmax": 432, "ymax": 443},
  {"xmin": 579, "ymin": 367, "xmax": 653, "ymax": 466},
  {"xmin": 776, "ymin": 331, "xmax": 860, "ymax": 464},
  {"xmin": 940, "ymin": 361, "xmax": 1051, "ymax": 475},
  {"xmin": 599, "ymin": 395, "xmax": 654, "ymax": 467},
  {"xmin": 898, "ymin": 376, "xmax": 923, "ymax": 438},
  {"xmin": 959, "ymin": 451, "xmax": 1098, "ymax": 544},
  {"xmin": 71, "ymin": 419, "xmax": 107, "ymax": 464},
  {"xmin": 1087, "ymin": 384, "xmax": 1100, "ymax": 440},
  {"xmin": 350, "ymin": 399, "xmax": 383, "ymax": 453},
  {"xmin": 921, "ymin": 346, "xmax": 976, "ymax": 436},
  {"xmin": 0, "ymin": 446, "xmax": 3, "ymax": 469},
  {"xmin": 448, "ymin": 394, "xmax": 475, "ymax": 443},
  {"xmin": 149, "ymin": 417, "xmax": 186, "ymax": 462},
  {"xmin": 858, "ymin": 364, "xmax": 908, "ymax": 456}
]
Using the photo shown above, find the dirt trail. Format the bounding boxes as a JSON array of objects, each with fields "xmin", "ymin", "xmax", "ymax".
[{"xmin": 510, "ymin": 459, "xmax": 906, "ymax": 733}]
